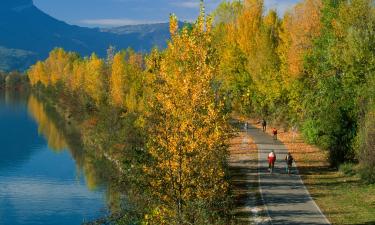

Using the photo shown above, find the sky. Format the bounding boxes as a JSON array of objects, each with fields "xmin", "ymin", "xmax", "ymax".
[{"xmin": 33, "ymin": 0, "xmax": 300, "ymax": 28}]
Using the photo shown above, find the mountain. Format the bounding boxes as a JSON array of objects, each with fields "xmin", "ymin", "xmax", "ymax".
[
  {"xmin": 102, "ymin": 23, "xmax": 173, "ymax": 50},
  {"xmin": 0, "ymin": 0, "xmax": 171, "ymax": 72},
  {"xmin": 0, "ymin": 46, "xmax": 37, "ymax": 72}
]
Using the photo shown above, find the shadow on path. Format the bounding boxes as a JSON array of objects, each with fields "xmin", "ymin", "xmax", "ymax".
[
  {"xmin": 228, "ymin": 123, "xmax": 271, "ymax": 224},
  {"xmin": 246, "ymin": 124, "xmax": 331, "ymax": 225}
]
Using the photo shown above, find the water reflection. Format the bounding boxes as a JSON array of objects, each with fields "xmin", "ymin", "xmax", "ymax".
[
  {"xmin": 0, "ymin": 90, "xmax": 44, "ymax": 172},
  {"xmin": 28, "ymin": 95, "xmax": 67, "ymax": 152},
  {"xmin": 0, "ymin": 90, "xmax": 118, "ymax": 225},
  {"xmin": 27, "ymin": 94, "xmax": 122, "ymax": 191}
]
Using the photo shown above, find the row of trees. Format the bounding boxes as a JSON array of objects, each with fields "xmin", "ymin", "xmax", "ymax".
[
  {"xmin": 28, "ymin": 48, "xmax": 146, "ymax": 111},
  {"xmin": 28, "ymin": 6, "xmax": 231, "ymax": 224},
  {"xmin": 213, "ymin": 0, "xmax": 374, "ymax": 180},
  {"xmin": 0, "ymin": 71, "xmax": 29, "ymax": 89},
  {"xmin": 27, "ymin": 0, "xmax": 375, "ymax": 222}
]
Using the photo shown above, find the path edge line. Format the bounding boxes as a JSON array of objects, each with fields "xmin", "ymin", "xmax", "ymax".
[
  {"xmin": 254, "ymin": 130, "xmax": 273, "ymax": 225},
  {"xmin": 293, "ymin": 161, "xmax": 332, "ymax": 225}
]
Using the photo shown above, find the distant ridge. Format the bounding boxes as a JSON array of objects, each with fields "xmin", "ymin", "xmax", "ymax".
[
  {"xmin": 1, "ymin": 0, "xmax": 33, "ymax": 8},
  {"xmin": 0, "ymin": 0, "xmax": 171, "ymax": 71}
]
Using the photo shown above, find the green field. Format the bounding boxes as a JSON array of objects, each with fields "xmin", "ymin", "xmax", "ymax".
[{"xmin": 304, "ymin": 167, "xmax": 375, "ymax": 225}]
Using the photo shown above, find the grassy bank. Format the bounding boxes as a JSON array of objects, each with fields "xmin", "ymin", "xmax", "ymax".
[{"xmin": 303, "ymin": 167, "xmax": 375, "ymax": 225}]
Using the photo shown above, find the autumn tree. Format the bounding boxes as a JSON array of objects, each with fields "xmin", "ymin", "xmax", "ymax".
[
  {"xmin": 278, "ymin": 0, "xmax": 322, "ymax": 82},
  {"xmin": 68, "ymin": 59, "xmax": 85, "ymax": 93},
  {"xmin": 215, "ymin": 0, "xmax": 282, "ymax": 116},
  {"xmin": 83, "ymin": 53, "xmax": 107, "ymax": 107},
  {"xmin": 110, "ymin": 52, "xmax": 127, "ymax": 107},
  {"xmin": 28, "ymin": 61, "xmax": 48, "ymax": 86},
  {"xmin": 213, "ymin": 0, "xmax": 243, "ymax": 25},
  {"xmin": 145, "ymin": 9, "xmax": 229, "ymax": 223}
]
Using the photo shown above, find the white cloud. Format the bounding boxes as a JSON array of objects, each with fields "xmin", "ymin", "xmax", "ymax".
[{"xmin": 79, "ymin": 0, "xmax": 299, "ymax": 27}]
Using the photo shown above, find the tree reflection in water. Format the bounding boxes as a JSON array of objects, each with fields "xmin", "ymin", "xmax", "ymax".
[
  {"xmin": 26, "ymin": 94, "xmax": 137, "ymax": 220},
  {"xmin": 28, "ymin": 95, "xmax": 67, "ymax": 152},
  {"xmin": 25, "ymin": 92, "xmax": 230, "ymax": 224}
]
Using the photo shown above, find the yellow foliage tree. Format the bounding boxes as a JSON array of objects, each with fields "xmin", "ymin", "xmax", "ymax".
[
  {"xmin": 146, "ymin": 9, "xmax": 229, "ymax": 221},
  {"xmin": 84, "ymin": 53, "xmax": 106, "ymax": 107},
  {"xmin": 223, "ymin": 0, "xmax": 282, "ymax": 114},
  {"xmin": 68, "ymin": 60, "xmax": 85, "ymax": 93},
  {"xmin": 28, "ymin": 61, "xmax": 48, "ymax": 86},
  {"xmin": 110, "ymin": 52, "xmax": 127, "ymax": 107},
  {"xmin": 278, "ymin": 0, "xmax": 322, "ymax": 83},
  {"xmin": 44, "ymin": 48, "xmax": 74, "ymax": 85}
]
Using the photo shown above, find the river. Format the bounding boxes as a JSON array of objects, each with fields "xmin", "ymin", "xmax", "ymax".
[{"xmin": 0, "ymin": 91, "xmax": 110, "ymax": 225}]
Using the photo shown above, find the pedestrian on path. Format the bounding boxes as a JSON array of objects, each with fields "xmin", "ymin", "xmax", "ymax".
[
  {"xmin": 272, "ymin": 128, "xmax": 277, "ymax": 140},
  {"xmin": 272, "ymin": 128, "xmax": 278, "ymax": 140},
  {"xmin": 285, "ymin": 152, "xmax": 294, "ymax": 174},
  {"xmin": 262, "ymin": 119, "xmax": 267, "ymax": 132},
  {"xmin": 244, "ymin": 122, "xmax": 248, "ymax": 130},
  {"xmin": 268, "ymin": 150, "xmax": 276, "ymax": 173}
]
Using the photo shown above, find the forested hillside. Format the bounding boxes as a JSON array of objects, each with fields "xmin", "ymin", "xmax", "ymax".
[{"xmin": 27, "ymin": 0, "xmax": 375, "ymax": 223}]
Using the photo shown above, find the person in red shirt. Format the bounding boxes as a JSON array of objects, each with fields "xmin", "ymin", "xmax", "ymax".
[{"xmin": 268, "ymin": 150, "xmax": 276, "ymax": 173}]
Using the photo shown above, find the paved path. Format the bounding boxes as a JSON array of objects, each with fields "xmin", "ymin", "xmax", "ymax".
[
  {"xmin": 228, "ymin": 130, "xmax": 270, "ymax": 224},
  {"xmin": 246, "ymin": 125, "xmax": 331, "ymax": 225}
]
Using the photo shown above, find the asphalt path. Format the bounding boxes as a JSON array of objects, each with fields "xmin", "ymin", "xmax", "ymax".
[{"xmin": 246, "ymin": 125, "xmax": 331, "ymax": 225}]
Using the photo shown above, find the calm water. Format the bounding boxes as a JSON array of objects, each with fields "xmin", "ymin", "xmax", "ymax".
[{"xmin": 0, "ymin": 91, "xmax": 107, "ymax": 225}]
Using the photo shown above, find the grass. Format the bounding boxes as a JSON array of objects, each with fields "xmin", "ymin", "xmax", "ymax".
[{"xmin": 304, "ymin": 171, "xmax": 375, "ymax": 225}]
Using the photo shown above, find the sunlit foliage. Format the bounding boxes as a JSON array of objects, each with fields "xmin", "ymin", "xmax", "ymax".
[
  {"xmin": 26, "ymin": 0, "xmax": 375, "ymax": 221},
  {"xmin": 144, "ymin": 10, "xmax": 229, "ymax": 223},
  {"xmin": 212, "ymin": 0, "xmax": 374, "ymax": 178}
]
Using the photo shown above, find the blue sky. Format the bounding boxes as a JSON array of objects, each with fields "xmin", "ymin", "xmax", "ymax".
[{"xmin": 33, "ymin": 0, "xmax": 300, "ymax": 27}]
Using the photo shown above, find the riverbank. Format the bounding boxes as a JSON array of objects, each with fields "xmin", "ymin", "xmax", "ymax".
[
  {"xmin": 29, "ymin": 91, "xmax": 128, "ymax": 216},
  {"xmin": 240, "ymin": 116, "xmax": 375, "ymax": 225},
  {"xmin": 30, "ymin": 88, "xmax": 233, "ymax": 224}
]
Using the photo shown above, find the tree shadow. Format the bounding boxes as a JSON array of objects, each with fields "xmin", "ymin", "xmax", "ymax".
[{"xmin": 351, "ymin": 222, "xmax": 375, "ymax": 225}]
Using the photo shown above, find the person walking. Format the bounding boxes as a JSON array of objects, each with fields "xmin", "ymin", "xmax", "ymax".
[
  {"xmin": 268, "ymin": 150, "xmax": 276, "ymax": 173},
  {"xmin": 272, "ymin": 128, "xmax": 278, "ymax": 140},
  {"xmin": 262, "ymin": 119, "xmax": 267, "ymax": 132},
  {"xmin": 285, "ymin": 152, "xmax": 294, "ymax": 174}
]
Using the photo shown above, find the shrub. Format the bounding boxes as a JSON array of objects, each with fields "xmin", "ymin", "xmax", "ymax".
[
  {"xmin": 339, "ymin": 163, "xmax": 356, "ymax": 176},
  {"xmin": 357, "ymin": 108, "xmax": 375, "ymax": 183}
]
